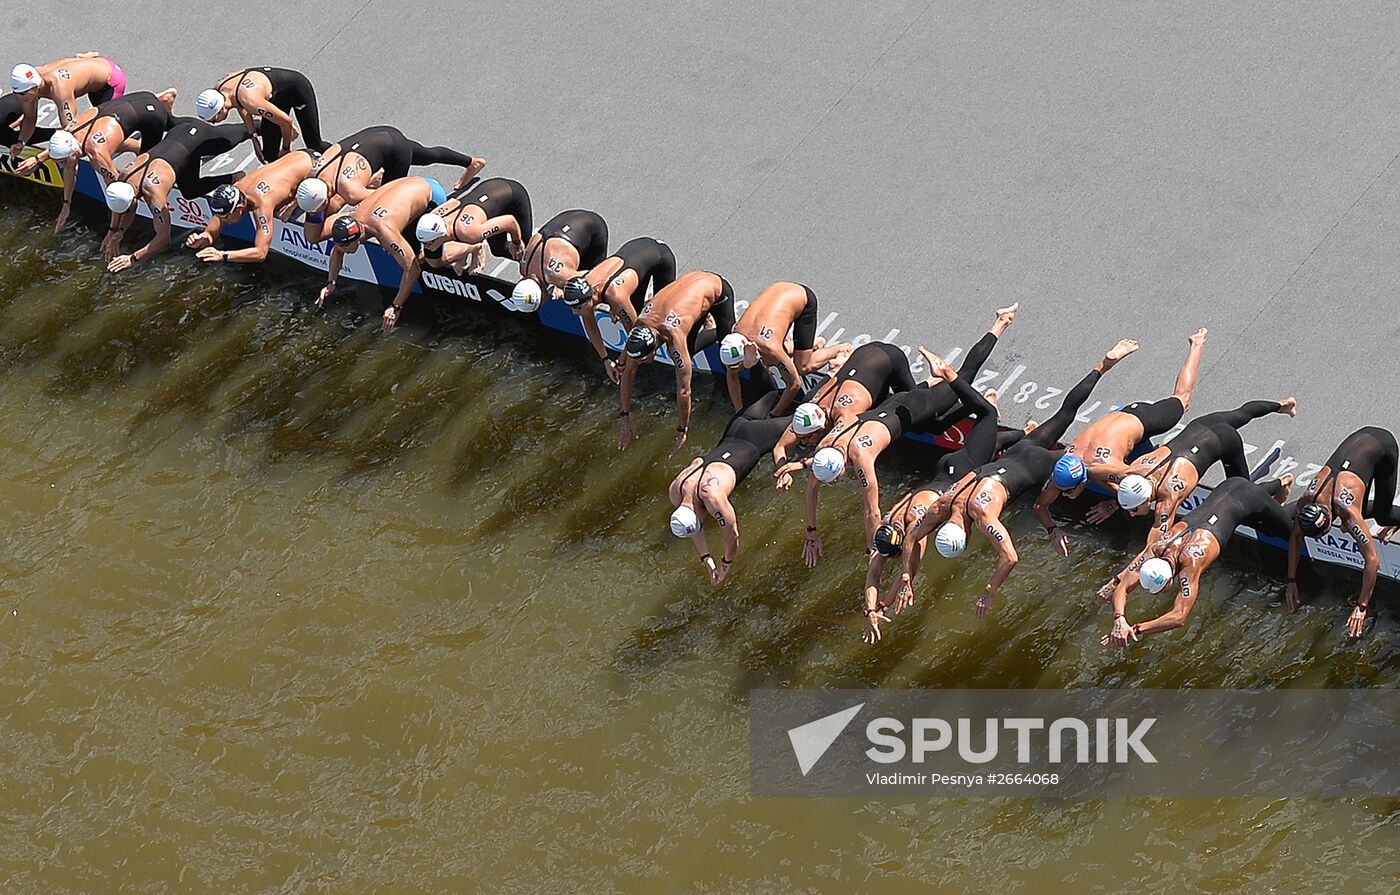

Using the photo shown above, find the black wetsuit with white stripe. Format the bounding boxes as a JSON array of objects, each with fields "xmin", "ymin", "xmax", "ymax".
[
  {"xmin": 609, "ymin": 237, "xmax": 677, "ymax": 313},
  {"xmin": 0, "ymin": 94, "xmax": 55, "ymax": 146},
  {"xmin": 140, "ymin": 118, "xmax": 252, "ymax": 195},
  {"xmin": 426, "ymin": 177, "xmax": 534, "ymax": 260},
  {"xmin": 1307, "ymin": 426, "xmax": 1400, "ymax": 525},
  {"xmin": 1179, "ymin": 476, "xmax": 1292, "ymax": 548},
  {"xmin": 71, "ymin": 92, "xmax": 174, "ymax": 153}
]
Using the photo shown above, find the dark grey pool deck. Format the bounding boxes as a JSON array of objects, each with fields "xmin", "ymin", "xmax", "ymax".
[{"xmin": 9, "ymin": 2, "xmax": 1400, "ymax": 479}]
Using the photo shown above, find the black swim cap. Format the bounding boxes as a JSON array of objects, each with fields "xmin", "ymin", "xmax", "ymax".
[
  {"xmin": 561, "ymin": 277, "xmax": 594, "ymax": 309},
  {"xmin": 625, "ymin": 326, "xmax": 660, "ymax": 359},
  {"xmin": 206, "ymin": 184, "xmax": 242, "ymax": 216},
  {"xmin": 1296, "ymin": 502, "xmax": 1331, "ymax": 537},
  {"xmin": 873, "ymin": 522, "xmax": 905, "ymax": 557},
  {"xmin": 331, "ymin": 216, "xmax": 363, "ymax": 247}
]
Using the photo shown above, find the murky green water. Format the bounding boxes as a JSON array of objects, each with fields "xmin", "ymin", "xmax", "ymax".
[{"xmin": 1, "ymin": 185, "xmax": 1397, "ymax": 894}]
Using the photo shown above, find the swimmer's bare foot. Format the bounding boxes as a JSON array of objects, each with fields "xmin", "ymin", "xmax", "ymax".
[
  {"xmin": 456, "ymin": 157, "xmax": 487, "ymax": 189},
  {"xmin": 1023, "ymin": 419, "xmax": 1039, "ymax": 434},
  {"xmin": 918, "ymin": 347, "xmax": 951, "ymax": 381},
  {"xmin": 1100, "ymin": 339, "xmax": 1140, "ymax": 371},
  {"xmin": 1189, "ymin": 327, "xmax": 1208, "ymax": 349},
  {"xmin": 156, "ymin": 88, "xmax": 178, "ymax": 111},
  {"xmin": 1279, "ymin": 397, "xmax": 1298, "ymax": 417},
  {"xmin": 991, "ymin": 302, "xmax": 1019, "ymax": 336},
  {"xmin": 827, "ymin": 345, "xmax": 852, "ymax": 372},
  {"xmin": 1275, "ymin": 473, "xmax": 1295, "ymax": 504},
  {"xmin": 985, "ymin": 389, "xmax": 1000, "ymax": 407}
]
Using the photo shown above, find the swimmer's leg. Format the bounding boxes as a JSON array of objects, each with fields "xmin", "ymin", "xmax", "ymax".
[
  {"xmin": 1170, "ymin": 327, "xmax": 1208, "ymax": 411},
  {"xmin": 1369, "ymin": 431, "xmax": 1400, "ymax": 527}
]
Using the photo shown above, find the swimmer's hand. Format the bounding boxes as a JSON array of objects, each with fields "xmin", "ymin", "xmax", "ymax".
[
  {"xmin": 1050, "ymin": 526, "xmax": 1071, "ymax": 557},
  {"xmin": 508, "ymin": 239, "xmax": 524, "ymax": 261},
  {"xmin": 862, "ymin": 606, "xmax": 889, "ymax": 644},
  {"xmin": 974, "ymin": 592, "xmax": 995, "ymax": 620},
  {"xmin": 774, "ymin": 461, "xmax": 803, "ymax": 491},
  {"xmin": 54, "ymin": 203, "xmax": 71, "ymax": 234},
  {"xmin": 802, "ymin": 530, "xmax": 823, "ymax": 568},
  {"xmin": 1085, "ymin": 499, "xmax": 1119, "ymax": 525},
  {"xmin": 8, "ymin": 143, "xmax": 23, "ymax": 161},
  {"xmin": 1101, "ymin": 616, "xmax": 1139, "ymax": 649},
  {"xmin": 1379, "ymin": 526, "xmax": 1398, "ymax": 545},
  {"xmin": 670, "ymin": 428, "xmax": 688, "ymax": 458},
  {"xmin": 1347, "ymin": 605, "xmax": 1370, "ymax": 639},
  {"xmin": 710, "ymin": 558, "xmax": 731, "ymax": 585},
  {"xmin": 107, "ymin": 254, "xmax": 136, "ymax": 273},
  {"xmin": 195, "ymin": 247, "xmax": 225, "ymax": 264},
  {"xmin": 101, "ymin": 230, "xmax": 123, "ymax": 263},
  {"xmin": 1285, "ymin": 580, "xmax": 1300, "ymax": 613},
  {"xmin": 1096, "ymin": 580, "xmax": 1117, "ymax": 604},
  {"xmin": 893, "ymin": 575, "xmax": 915, "ymax": 613},
  {"xmin": 382, "ymin": 305, "xmax": 400, "ymax": 333},
  {"xmin": 15, "ymin": 156, "xmax": 39, "ymax": 176},
  {"xmin": 316, "ymin": 281, "xmax": 335, "ymax": 309},
  {"xmin": 603, "ymin": 358, "xmax": 621, "ymax": 386},
  {"xmin": 618, "ymin": 416, "xmax": 636, "ymax": 451},
  {"xmin": 186, "ymin": 231, "xmax": 213, "ymax": 250}
]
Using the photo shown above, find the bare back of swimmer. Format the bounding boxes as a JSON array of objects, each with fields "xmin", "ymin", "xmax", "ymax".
[
  {"xmin": 721, "ymin": 282, "xmax": 852, "ymax": 415},
  {"xmin": 618, "ymin": 270, "xmax": 735, "ymax": 454},
  {"xmin": 1034, "ymin": 327, "xmax": 1208, "ymax": 557},
  {"xmin": 8, "ymin": 54, "xmax": 126, "ymax": 151},
  {"xmin": 187, "ymin": 149, "xmax": 317, "ymax": 263}
]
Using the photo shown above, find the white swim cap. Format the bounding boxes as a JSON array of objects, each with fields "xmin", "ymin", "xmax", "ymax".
[
  {"xmin": 790, "ymin": 402, "xmax": 827, "ymax": 436},
  {"xmin": 506, "ymin": 278, "xmax": 543, "ymax": 313},
  {"xmin": 934, "ymin": 523, "xmax": 967, "ymax": 558},
  {"xmin": 195, "ymin": 89, "xmax": 225, "ymax": 121},
  {"xmin": 669, "ymin": 506, "xmax": 700, "ymax": 538},
  {"xmin": 415, "ymin": 213, "xmax": 447, "ymax": 243},
  {"xmin": 1139, "ymin": 558, "xmax": 1174, "ymax": 594},
  {"xmin": 811, "ymin": 447, "xmax": 845, "ymax": 483},
  {"xmin": 47, "ymin": 130, "xmax": 80, "ymax": 160},
  {"xmin": 104, "ymin": 181, "xmax": 137, "ymax": 213},
  {"xmin": 718, "ymin": 333, "xmax": 751, "ymax": 368},
  {"xmin": 1117, "ymin": 474, "xmax": 1154, "ymax": 510},
  {"xmin": 295, "ymin": 177, "xmax": 329, "ymax": 213},
  {"xmin": 10, "ymin": 64, "xmax": 41, "ymax": 93}
]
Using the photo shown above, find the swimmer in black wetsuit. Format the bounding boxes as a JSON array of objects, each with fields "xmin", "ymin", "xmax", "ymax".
[
  {"xmin": 1287, "ymin": 426, "xmax": 1400, "ymax": 636},
  {"xmin": 1101, "ymin": 475, "xmax": 1296, "ymax": 649},
  {"xmin": 720, "ymin": 282, "xmax": 858, "ymax": 415},
  {"xmin": 195, "ymin": 67, "xmax": 329, "ymax": 161},
  {"xmin": 618, "ymin": 270, "xmax": 735, "ymax": 453},
  {"xmin": 296, "ymin": 125, "xmax": 486, "ymax": 229},
  {"xmin": 668, "ymin": 389, "xmax": 792, "ymax": 584},
  {"xmin": 782, "ymin": 310, "xmax": 1018, "ymax": 565},
  {"xmin": 768, "ymin": 340, "xmax": 920, "ymax": 477},
  {"xmin": 936, "ymin": 340, "xmax": 1139, "ymax": 617},
  {"xmin": 101, "ymin": 118, "xmax": 252, "ymax": 270},
  {"xmin": 416, "ymin": 177, "xmax": 534, "ymax": 275},
  {"xmin": 1035, "ymin": 328, "xmax": 1208, "ymax": 558},
  {"xmin": 1087, "ymin": 397, "xmax": 1298, "ymax": 542},
  {"xmin": 857, "ymin": 368, "xmax": 1026, "ymax": 642},
  {"xmin": 17, "ymin": 89, "xmax": 178, "ymax": 233},
  {"xmin": 518, "ymin": 209, "xmax": 610, "ymax": 294},
  {"xmin": 560, "ymin": 236, "xmax": 677, "ymax": 383}
]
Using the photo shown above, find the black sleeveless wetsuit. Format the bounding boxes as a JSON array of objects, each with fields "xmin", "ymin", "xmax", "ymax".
[
  {"xmin": 71, "ymin": 92, "xmax": 175, "ymax": 153},
  {"xmin": 526, "ymin": 209, "xmax": 610, "ymax": 279},
  {"xmin": 693, "ymin": 390, "xmax": 791, "ymax": 485},
  {"xmin": 845, "ymin": 331, "xmax": 1000, "ymax": 443},
  {"xmin": 0, "ymin": 94, "xmax": 56, "ymax": 146},
  {"xmin": 1179, "ymin": 476, "xmax": 1292, "ymax": 548},
  {"xmin": 1138, "ymin": 401, "xmax": 1282, "ymax": 481},
  {"xmin": 1309, "ymin": 426, "xmax": 1400, "ymax": 525},
  {"xmin": 426, "ymin": 177, "xmax": 534, "ymax": 260},
  {"xmin": 970, "ymin": 368, "xmax": 1105, "ymax": 501},
  {"xmin": 133, "ymin": 118, "xmax": 252, "ymax": 196},
  {"xmin": 820, "ymin": 342, "xmax": 918, "ymax": 416},
  {"xmin": 219, "ymin": 67, "xmax": 327, "ymax": 160},
  {"xmin": 609, "ymin": 237, "xmax": 677, "ymax": 313},
  {"xmin": 319, "ymin": 124, "xmax": 475, "ymax": 185}
]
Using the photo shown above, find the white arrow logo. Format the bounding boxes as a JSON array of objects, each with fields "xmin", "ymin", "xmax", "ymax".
[{"xmin": 787, "ymin": 703, "xmax": 864, "ymax": 776}]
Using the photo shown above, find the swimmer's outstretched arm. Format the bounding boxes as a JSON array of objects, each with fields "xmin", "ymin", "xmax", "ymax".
[
  {"xmin": 463, "ymin": 217, "xmax": 523, "ymax": 259},
  {"xmin": 706, "ymin": 492, "xmax": 739, "ymax": 584},
  {"xmin": 670, "ymin": 336, "xmax": 694, "ymax": 456},
  {"xmin": 1340, "ymin": 503, "xmax": 1380, "ymax": 637},
  {"xmin": 854, "ymin": 452, "xmax": 882, "ymax": 547},
  {"xmin": 801, "ymin": 475, "xmax": 823, "ymax": 568},
  {"xmin": 575, "ymin": 310, "xmax": 620, "ymax": 384},
  {"xmin": 975, "ymin": 515, "xmax": 1018, "ymax": 619},
  {"xmin": 224, "ymin": 204, "xmax": 275, "ymax": 262},
  {"xmin": 618, "ymin": 361, "xmax": 639, "ymax": 450},
  {"xmin": 862, "ymin": 553, "xmax": 892, "ymax": 643},
  {"xmin": 770, "ymin": 350, "xmax": 804, "ymax": 417},
  {"xmin": 383, "ymin": 254, "xmax": 421, "ymax": 332},
  {"xmin": 724, "ymin": 368, "xmax": 744, "ymax": 413},
  {"xmin": 1033, "ymin": 484, "xmax": 1071, "ymax": 557},
  {"xmin": 317, "ymin": 247, "xmax": 345, "ymax": 306},
  {"xmin": 1285, "ymin": 524, "xmax": 1304, "ymax": 612},
  {"xmin": 1129, "ymin": 566, "xmax": 1202, "ymax": 640}
]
